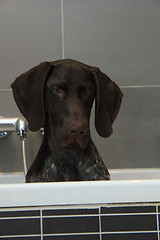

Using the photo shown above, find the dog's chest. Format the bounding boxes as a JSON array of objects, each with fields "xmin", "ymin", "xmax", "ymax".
[
  {"xmin": 43, "ymin": 155, "xmax": 81, "ymax": 181},
  {"xmin": 42, "ymin": 152, "xmax": 108, "ymax": 181}
]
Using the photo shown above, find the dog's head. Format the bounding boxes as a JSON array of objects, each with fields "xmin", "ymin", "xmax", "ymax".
[{"xmin": 11, "ymin": 59, "xmax": 123, "ymax": 148}]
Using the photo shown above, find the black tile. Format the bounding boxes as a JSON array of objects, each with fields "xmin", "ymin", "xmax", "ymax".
[
  {"xmin": 101, "ymin": 206, "xmax": 156, "ymax": 214},
  {"xmin": 102, "ymin": 233, "xmax": 158, "ymax": 240},
  {"xmin": 0, "ymin": 210, "xmax": 40, "ymax": 218},
  {"xmin": 0, "ymin": 238, "xmax": 41, "ymax": 240},
  {"xmin": 19, "ymin": 238, "xmax": 41, "ymax": 240},
  {"xmin": 43, "ymin": 208, "xmax": 99, "ymax": 216},
  {"xmin": 0, "ymin": 218, "xmax": 40, "ymax": 236},
  {"xmin": 101, "ymin": 214, "xmax": 157, "ymax": 232},
  {"xmin": 43, "ymin": 216, "xmax": 99, "ymax": 234},
  {"xmin": 44, "ymin": 234, "xmax": 99, "ymax": 240}
]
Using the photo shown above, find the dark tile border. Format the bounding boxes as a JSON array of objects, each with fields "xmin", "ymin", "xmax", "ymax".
[
  {"xmin": 43, "ymin": 208, "xmax": 99, "ymax": 216},
  {"xmin": 101, "ymin": 206, "xmax": 156, "ymax": 214},
  {"xmin": 0, "ymin": 204, "xmax": 159, "ymax": 239}
]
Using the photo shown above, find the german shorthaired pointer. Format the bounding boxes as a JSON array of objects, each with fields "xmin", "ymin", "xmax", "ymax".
[{"xmin": 11, "ymin": 59, "xmax": 123, "ymax": 182}]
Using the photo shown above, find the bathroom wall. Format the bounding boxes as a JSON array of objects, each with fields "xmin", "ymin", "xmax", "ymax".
[{"xmin": 0, "ymin": 0, "xmax": 160, "ymax": 172}]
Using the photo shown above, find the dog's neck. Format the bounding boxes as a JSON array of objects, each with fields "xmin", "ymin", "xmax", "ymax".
[{"xmin": 26, "ymin": 124, "xmax": 110, "ymax": 182}]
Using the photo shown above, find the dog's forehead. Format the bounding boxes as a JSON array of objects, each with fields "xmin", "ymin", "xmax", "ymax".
[{"xmin": 46, "ymin": 62, "xmax": 93, "ymax": 88}]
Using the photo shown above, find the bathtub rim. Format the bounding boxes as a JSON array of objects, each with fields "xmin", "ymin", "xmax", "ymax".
[
  {"xmin": 0, "ymin": 168, "xmax": 160, "ymax": 184},
  {"xmin": 0, "ymin": 179, "xmax": 160, "ymax": 208}
]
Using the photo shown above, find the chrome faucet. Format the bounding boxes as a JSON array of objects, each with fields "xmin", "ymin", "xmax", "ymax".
[
  {"xmin": 0, "ymin": 116, "xmax": 28, "ymax": 175},
  {"xmin": 0, "ymin": 117, "xmax": 28, "ymax": 140}
]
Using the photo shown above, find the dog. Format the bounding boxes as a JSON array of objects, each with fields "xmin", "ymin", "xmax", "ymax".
[{"xmin": 11, "ymin": 59, "xmax": 123, "ymax": 182}]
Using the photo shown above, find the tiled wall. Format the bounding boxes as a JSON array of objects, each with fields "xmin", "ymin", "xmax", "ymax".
[
  {"xmin": 0, "ymin": 204, "xmax": 159, "ymax": 239},
  {"xmin": 0, "ymin": 0, "xmax": 160, "ymax": 172}
]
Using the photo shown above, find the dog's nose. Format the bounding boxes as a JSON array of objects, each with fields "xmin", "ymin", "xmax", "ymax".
[{"xmin": 67, "ymin": 122, "xmax": 88, "ymax": 137}]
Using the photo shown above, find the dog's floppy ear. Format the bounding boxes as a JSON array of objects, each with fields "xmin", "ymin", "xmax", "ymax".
[
  {"xmin": 11, "ymin": 62, "xmax": 52, "ymax": 131},
  {"xmin": 92, "ymin": 67, "xmax": 123, "ymax": 138}
]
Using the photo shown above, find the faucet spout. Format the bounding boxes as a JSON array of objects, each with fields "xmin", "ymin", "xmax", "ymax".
[
  {"xmin": 15, "ymin": 118, "xmax": 28, "ymax": 140},
  {"xmin": 0, "ymin": 117, "xmax": 28, "ymax": 140}
]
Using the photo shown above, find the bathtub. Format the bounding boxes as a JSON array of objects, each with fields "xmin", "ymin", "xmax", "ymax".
[{"xmin": 0, "ymin": 169, "xmax": 160, "ymax": 240}]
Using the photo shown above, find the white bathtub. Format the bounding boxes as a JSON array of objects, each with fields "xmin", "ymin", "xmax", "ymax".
[
  {"xmin": 0, "ymin": 168, "xmax": 160, "ymax": 208},
  {"xmin": 0, "ymin": 169, "xmax": 160, "ymax": 239}
]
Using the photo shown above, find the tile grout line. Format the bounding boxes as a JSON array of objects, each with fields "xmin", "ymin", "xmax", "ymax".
[
  {"xmin": 0, "ymin": 234, "xmax": 42, "ymax": 238},
  {"xmin": 156, "ymin": 205, "xmax": 159, "ymax": 240},
  {"xmin": 102, "ymin": 230, "xmax": 158, "ymax": 234},
  {"xmin": 99, "ymin": 207, "xmax": 102, "ymax": 240},
  {"xmin": 40, "ymin": 209, "xmax": 43, "ymax": 240},
  {"xmin": 0, "ymin": 212, "xmax": 156, "ymax": 220},
  {"xmin": 0, "ymin": 89, "xmax": 12, "ymax": 91},
  {"xmin": 0, "ymin": 231, "xmax": 158, "ymax": 238},
  {"xmin": 1, "ymin": 85, "xmax": 160, "ymax": 92},
  {"xmin": 61, "ymin": 0, "xmax": 65, "ymax": 59},
  {"xmin": 120, "ymin": 84, "xmax": 160, "ymax": 88}
]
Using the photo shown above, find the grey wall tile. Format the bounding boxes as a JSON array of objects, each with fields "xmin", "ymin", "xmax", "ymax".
[
  {"xmin": 64, "ymin": 0, "xmax": 160, "ymax": 86},
  {"xmin": 25, "ymin": 131, "xmax": 43, "ymax": 170},
  {"xmin": 0, "ymin": 131, "xmax": 42, "ymax": 173},
  {"xmin": 0, "ymin": 132, "xmax": 23, "ymax": 172},
  {"xmin": 90, "ymin": 87, "xmax": 160, "ymax": 169},
  {"xmin": 0, "ymin": 0, "xmax": 62, "ymax": 89},
  {"xmin": 0, "ymin": 90, "xmax": 22, "ymax": 118},
  {"xmin": 0, "ymin": 90, "xmax": 22, "ymax": 172}
]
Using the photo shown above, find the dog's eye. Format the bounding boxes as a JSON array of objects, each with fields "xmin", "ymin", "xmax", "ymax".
[
  {"xmin": 83, "ymin": 88, "xmax": 92, "ymax": 96},
  {"xmin": 52, "ymin": 87, "xmax": 64, "ymax": 95}
]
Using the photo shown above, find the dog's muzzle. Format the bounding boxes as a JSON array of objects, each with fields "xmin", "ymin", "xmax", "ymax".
[{"xmin": 57, "ymin": 120, "xmax": 89, "ymax": 148}]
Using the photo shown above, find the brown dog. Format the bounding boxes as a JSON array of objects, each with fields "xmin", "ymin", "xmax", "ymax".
[{"xmin": 11, "ymin": 59, "xmax": 123, "ymax": 182}]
